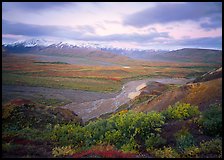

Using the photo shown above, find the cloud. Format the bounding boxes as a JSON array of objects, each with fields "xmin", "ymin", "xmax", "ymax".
[
  {"xmin": 104, "ymin": 20, "xmax": 120, "ymax": 24},
  {"xmin": 176, "ymin": 36, "xmax": 222, "ymax": 49},
  {"xmin": 3, "ymin": 2, "xmax": 72, "ymax": 11},
  {"xmin": 2, "ymin": 19, "xmax": 170, "ymax": 43},
  {"xmin": 123, "ymin": 2, "xmax": 222, "ymax": 29},
  {"xmin": 2, "ymin": 34, "xmax": 29, "ymax": 43},
  {"xmin": 2, "ymin": 19, "xmax": 94, "ymax": 39},
  {"xmin": 76, "ymin": 25, "xmax": 96, "ymax": 34},
  {"xmin": 82, "ymin": 31, "xmax": 170, "ymax": 43},
  {"xmin": 200, "ymin": 13, "xmax": 222, "ymax": 30},
  {"xmin": 152, "ymin": 36, "xmax": 222, "ymax": 49},
  {"xmin": 2, "ymin": 19, "xmax": 221, "ymax": 49},
  {"xmin": 3, "ymin": 19, "xmax": 58, "ymax": 36}
]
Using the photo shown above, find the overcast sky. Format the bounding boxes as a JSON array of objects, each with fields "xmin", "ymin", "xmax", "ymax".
[{"xmin": 2, "ymin": 2, "xmax": 222, "ymax": 50}]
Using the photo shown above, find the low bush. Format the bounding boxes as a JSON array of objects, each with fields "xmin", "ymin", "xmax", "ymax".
[
  {"xmin": 148, "ymin": 146, "xmax": 180, "ymax": 158},
  {"xmin": 50, "ymin": 124, "xmax": 86, "ymax": 147},
  {"xmin": 162, "ymin": 102, "xmax": 200, "ymax": 121},
  {"xmin": 52, "ymin": 146, "xmax": 77, "ymax": 157},
  {"xmin": 71, "ymin": 149, "xmax": 136, "ymax": 158},
  {"xmin": 145, "ymin": 134, "xmax": 166, "ymax": 149},
  {"xmin": 175, "ymin": 128, "xmax": 195, "ymax": 152},
  {"xmin": 49, "ymin": 110, "xmax": 165, "ymax": 152},
  {"xmin": 199, "ymin": 103, "xmax": 222, "ymax": 136},
  {"xmin": 120, "ymin": 137, "xmax": 139, "ymax": 154},
  {"xmin": 183, "ymin": 146, "xmax": 200, "ymax": 158},
  {"xmin": 199, "ymin": 138, "xmax": 222, "ymax": 157}
]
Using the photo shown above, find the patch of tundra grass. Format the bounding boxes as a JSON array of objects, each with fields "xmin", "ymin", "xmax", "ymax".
[{"xmin": 2, "ymin": 73, "xmax": 122, "ymax": 93}]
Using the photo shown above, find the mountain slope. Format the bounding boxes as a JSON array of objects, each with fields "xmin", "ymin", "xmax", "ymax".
[
  {"xmin": 192, "ymin": 67, "xmax": 222, "ymax": 83},
  {"xmin": 132, "ymin": 67, "xmax": 222, "ymax": 112},
  {"xmin": 2, "ymin": 39, "xmax": 133, "ymax": 66},
  {"xmin": 157, "ymin": 48, "xmax": 222, "ymax": 64},
  {"xmin": 3, "ymin": 39, "xmax": 222, "ymax": 64}
]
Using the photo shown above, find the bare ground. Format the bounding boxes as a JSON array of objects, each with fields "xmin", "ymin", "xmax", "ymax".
[
  {"xmin": 61, "ymin": 78, "xmax": 192, "ymax": 123},
  {"xmin": 133, "ymin": 78, "xmax": 222, "ymax": 113}
]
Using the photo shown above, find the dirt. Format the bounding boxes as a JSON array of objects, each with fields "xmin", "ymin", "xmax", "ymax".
[
  {"xmin": 182, "ymin": 78, "xmax": 222, "ymax": 111},
  {"xmin": 133, "ymin": 78, "xmax": 222, "ymax": 113},
  {"xmin": 133, "ymin": 86, "xmax": 188, "ymax": 112}
]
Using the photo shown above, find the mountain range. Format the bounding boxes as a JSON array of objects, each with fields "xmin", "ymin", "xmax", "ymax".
[{"xmin": 2, "ymin": 38, "xmax": 222, "ymax": 64}]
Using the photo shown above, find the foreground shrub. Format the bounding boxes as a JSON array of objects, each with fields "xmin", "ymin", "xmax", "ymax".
[
  {"xmin": 2, "ymin": 103, "xmax": 81, "ymax": 132},
  {"xmin": 110, "ymin": 111, "xmax": 165, "ymax": 141},
  {"xmin": 180, "ymin": 138, "xmax": 222, "ymax": 158},
  {"xmin": 52, "ymin": 146, "xmax": 77, "ymax": 157},
  {"xmin": 71, "ymin": 147, "xmax": 137, "ymax": 158},
  {"xmin": 120, "ymin": 137, "xmax": 139, "ymax": 154},
  {"xmin": 145, "ymin": 134, "xmax": 166, "ymax": 149},
  {"xmin": 183, "ymin": 146, "xmax": 200, "ymax": 158},
  {"xmin": 199, "ymin": 138, "xmax": 222, "ymax": 157},
  {"xmin": 199, "ymin": 103, "xmax": 222, "ymax": 136},
  {"xmin": 84, "ymin": 111, "xmax": 165, "ymax": 149},
  {"xmin": 51, "ymin": 124, "xmax": 86, "ymax": 146},
  {"xmin": 50, "ymin": 111, "xmax": 165, "ymax": 151},
  {"xmin": 148, "ymin": 147, "xmax": 180, "ymax": 158},
  {"xmin": 175, "ymin": 127, "xmax": 195, "ymax": 152},
  {"xmin": 162, "ymin": 102, "xmax": 200, "ymax": 121}
]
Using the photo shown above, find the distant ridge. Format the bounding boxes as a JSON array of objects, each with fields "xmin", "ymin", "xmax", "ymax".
[{"xmin": 2, "ymin": 39, "xmax": 222, "ymax": 64}]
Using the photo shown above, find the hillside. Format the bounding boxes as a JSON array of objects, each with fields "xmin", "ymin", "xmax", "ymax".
[
  {"xmin": 131, "ymin": 67, "xmax": 222, "ymax": 113},
  {"xmin": 161, "ymin": 48, "xmax": 222, "ymax": 64},
  {"xmin": 2, "ymin": 41, "xmax": 131, "ymax": 66},
  {"xmin": 138, "ymin": 48, "xmax": 222, "ymax": 64},
  {"xmin": 3, "ymin": 40, "xmax": 222, "ymax": 65},
  {"xmin": 192, "ymin": 67, "xmax": 222, "ymax": 83}
]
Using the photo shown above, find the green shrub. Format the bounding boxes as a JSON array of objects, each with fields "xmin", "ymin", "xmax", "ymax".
[
  {"xmin": 145, "ymin": 134, "xmax": 166, "ymax": 149},
  {"xmin": 2, "ymin": 142, "xmax": 20, "ymax": 153},
  {"xmin": 199, "ymin": 104, "xmax": 222, "ymax": 136},
  {"xmin": 52, "ymin": 146, "xmax": 78, "ymax": 157},
  {"xmin": 2, "ymin": 103, "xmax": 80, "ymax": 132},
  {"xmin": 199, "ymin": 138, "xmax": 222, "ymax": 157},
  {"xmin": 175, "ymin": 128, "xmax": 195, "ymax": 152},
  {"xmin": 120, "ymin": 137, "xmax": 139, "ymax": 154},
  {"xmin": 84, "ymin": 119, "xmax": 121, "ymax": 147},
  {"xmin": 183, "ymin": 146, "xmax": 200, "ymax": 158},
  {"xmin": 104, "ymin": 129, "xmax": 123, "ymax": 146},
  {"xmin": 182, "ymin": 138, "xmax": 222, "ymax": 158},
  {"xmin": 162, "ymin": 102, "xmax": 200, "ymax": 120},
  {"xmin": 148, "ymin": 147, "xmax": 180, "ymax": 158},
  {"xmin": 51, "ymin": 124, "xmax": 86, "ymax": 147},
  {"xmin": 110, "ymin": 111, "xmax": 165, "ymax": 140},
  {"xmin": 49, "ymin": 110, "xmax": 165, "ymax": 150}
]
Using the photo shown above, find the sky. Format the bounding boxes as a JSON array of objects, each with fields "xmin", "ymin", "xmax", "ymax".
[{"xmin": 2, "ymin": 2, "xmax": 222, "ymax": 50}]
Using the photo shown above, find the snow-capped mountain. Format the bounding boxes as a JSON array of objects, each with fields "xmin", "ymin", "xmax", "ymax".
[
  {"xmin": 2, "ymin": 38, "xmax": 169, "ymax": 60},
  {"xmin": 3, "ymin": 38, "xmax": 56, "ymax": 47},
  {"xmin": 3, "ymin": 38, "xmax": 166, "ymax": 52},
  {"xmin": 2, "ymin": 38, "xmax": 221, "ymax": 63}
]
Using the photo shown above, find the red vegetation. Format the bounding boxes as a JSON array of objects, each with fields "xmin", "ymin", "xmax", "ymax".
[
  {"xmin": 108, "ymin": 77, "xmax": 121, "ymax": 82},
  {"xmin": 3, "ymin": 136, "xmax": 41, "ymax": 146},
  {"xmin": 71, "ymin": 149, "xmax": 137, "ymax": 158},
  {"xmin": 10, "ymin": 98, "xmax": 32, "ymax": 106}
]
